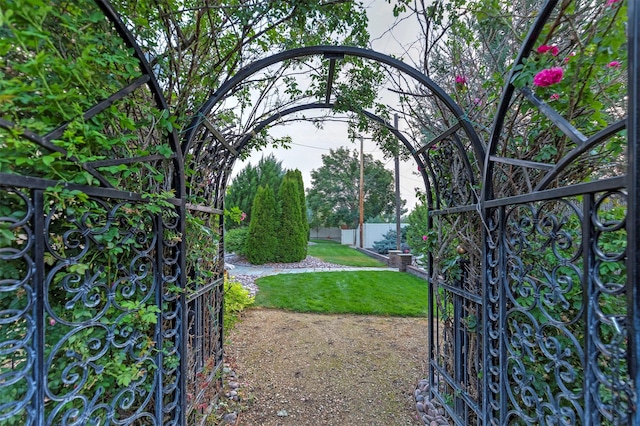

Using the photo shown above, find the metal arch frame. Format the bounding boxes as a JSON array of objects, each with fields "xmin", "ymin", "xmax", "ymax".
[
  {"xmin": 93, "ymin": 4, "xmax": 189, "ymax": 424},
  {"xmin": 627, "ymin": 0, "xmax": 640, "ymax": 423},
  {"xmin": 182, "ymin": 45, "xmax": 486, "ymax": 169},
  {"xmin": 228, "ymin": 101, "xmax": 434, "ymax": 207},
  {"xmin": 481, "ymin": 0, "xmax": 559, "ymax": 203},
  {"xmin": 95, "ymin": 0, "xmax": 185, "ymax": 197},
  {"xmin": 481, "ymin": 0, "xmax": 628, "ymax": 199}
]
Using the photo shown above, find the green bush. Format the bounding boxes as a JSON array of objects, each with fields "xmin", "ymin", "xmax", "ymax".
[
  {"xmin": 246, "ymin": 185, "xmax": 278, "ymax": 264},
  {"xmin": 292, "ymin": 169, "xmax": 309, "ymax": 245},
  {"xmin": 277, "ymin": 172, "xmax": 307, "ymax": 262},
  {"xmin": 224, "ymin": 227, "xmax": 249, "ymax": 256},
  {"xmin": 223, "ymin": 276, "xmax": 254, "ymax": 333}
]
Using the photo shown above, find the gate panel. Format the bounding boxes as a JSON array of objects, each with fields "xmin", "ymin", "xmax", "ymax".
[
  {"xmin": 485, "ymin": 187, "xmax": 631, "ymax": 425},
  {"xmin": 0, "ymin": 181, "xmax": 184, "ymax": 424},
  {"xmin": 426, "ymin": 0, "xmax": 634, "ymax": 423},
  {"xmin": 184, "ymin": 207, "xmax": 224, "ymax": 424},
  {"xmin": 0, "ymin": 1, "xmax": 186, "ymax": 424},
  {"xmin": 429, "ymin": 210, "xmax": 483, "ymax": 424}
]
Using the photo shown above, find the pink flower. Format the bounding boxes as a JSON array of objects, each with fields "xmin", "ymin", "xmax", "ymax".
[
  {"xmin": 240, "ymin": 212, "xmax": 247, "ymax": 221},
  {"xmin": 533, "ymin": 67, "xmax": 564, "ymax": 87},
  {"xmin": 564, "ymin": 52, "xmax": 576, "ymax": 63},
  {"xmin": 422, "ymin": 235, "xmax": 428, "ymax": 241},
  {"xmin": 607, "ymin": 61, "xmax": 621, "ymax": 68},
  {"xmin": 549, "ymin": 93, "xmax": 560, "ymax": 101},
  {"xmin": 455, "ymin": 75, "xmax": 466, "ymax": 85},
  {"xmin": 606, "ymin": 0, "xmax": 620, "ymax": 6},
  {"xmin": 49, "ymin": 318, "xmax": 56, "ymax": 326},
  {"xmin": 537, "ymin": 45, "xmax": 559, "ymax": 56}
]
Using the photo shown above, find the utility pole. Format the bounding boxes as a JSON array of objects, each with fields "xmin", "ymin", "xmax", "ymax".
[
  {"xmin": 394, "ymin": 114, "xmax": 401, "ymax": 251},
  {"xmin": 359, "ymin": 135, "xmax": 364, "ymax": 249}
]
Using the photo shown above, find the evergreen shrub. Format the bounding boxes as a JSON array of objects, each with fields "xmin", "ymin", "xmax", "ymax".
[{"xmin": 246, "ymin": 185, "xmax": 278, "ymax": 264}]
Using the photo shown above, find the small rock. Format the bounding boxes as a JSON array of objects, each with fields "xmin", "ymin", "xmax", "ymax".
[
  {"xmin": 277, "ymin": 410, "xmax": 288, "ymax": 417},
  {"xmin": 222, "ymin": 412, "xmax": 237, "ymax": 424},
  {"xmin": 416, "ymin": 402, "xmax": 424, "ymax": 412},
  {"xmin": 228, "ymin": 381, "xmax": 239, "ymax": 389},
  {"xmin": 431, "ymin": 421, "xmax": 439, "ymax": 426}
]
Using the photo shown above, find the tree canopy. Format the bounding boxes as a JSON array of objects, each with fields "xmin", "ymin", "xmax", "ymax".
[
  {"xmin": 225, "ymin": 154, "xmax": 285, "ymax": 226},
  {"xmin": 306, "ymin": 146, "xmax": 401, "ymax": 228}
]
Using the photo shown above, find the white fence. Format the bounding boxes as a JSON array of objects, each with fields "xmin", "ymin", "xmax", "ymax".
[
  {"xmin": 309, "ymin": 226, "xmax": 342, "ymax": 240},
  {"xmin": 340, "ymin": 223, "xmax": 407, "ymax": 249}
]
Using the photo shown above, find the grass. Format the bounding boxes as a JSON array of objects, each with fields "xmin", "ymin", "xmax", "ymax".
[
  {"xmin": 254, "ymin": 270, "xmax": 428, "ymax": 317},
  {"xmin": 307, "ymin": 238, "xmax": 386, "ymax": 267}
]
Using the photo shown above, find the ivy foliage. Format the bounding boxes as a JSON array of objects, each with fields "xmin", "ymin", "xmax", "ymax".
[{"xmin": 0, "ymin": 0, "xmax": 176, "ymax": 192}]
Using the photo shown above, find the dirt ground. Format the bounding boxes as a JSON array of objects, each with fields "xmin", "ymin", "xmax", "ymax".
[{"xmin": 224, "ymin": 308, "xmax": 428, "ymax": 425}]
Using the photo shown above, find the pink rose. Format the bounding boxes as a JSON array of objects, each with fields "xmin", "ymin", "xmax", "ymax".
[
  {"xmin": 564, "ymin": 52, "xmax": 576, "ymax": 64},
  {"xmin": 537, "ymin": 45, "xmax": 559, "ymax": 56},
  {"xmin": 549, "ymin": 93, "xmax": 560, "ymax": 101},
  {"xmin": 607, "ymin": 61, "xmax": 621, "ymax": 68},
  {"xmin": 533, "ymin": 67, "xmax": 564, "ymax": 87},
  {"xmin": 422, "ymin": 235, "xmax": 428, "ymax": 241},
  {"xmin": 607, "ymin": 0, "xmax": 620, "ymax": 6},
  {"xmin": 455, "ymin": 75, "xmax": 466, "ymax": 85},
  {"xmin": 49, "ymin": 318, "xmax": 56, "ymax": 326}
]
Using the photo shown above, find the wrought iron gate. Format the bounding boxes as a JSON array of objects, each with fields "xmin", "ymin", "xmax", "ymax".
[
  {"xmin": 0, "ymin": 1, "xmax": 191, "ymax": 423},
  {"xmin": 423, "ymin": 0, "xmax": 638, "ymax": 424},
  {"xmin": 1, "ymin": 0, "xmax": 638, "ymax": 425}
]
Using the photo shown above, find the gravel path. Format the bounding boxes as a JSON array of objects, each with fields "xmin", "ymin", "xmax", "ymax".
[{"xmin": 225, "ymin": 309, "xmax": 427, "ymax": 425}]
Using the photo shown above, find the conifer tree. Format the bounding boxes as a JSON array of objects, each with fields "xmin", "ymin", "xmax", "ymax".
[
  {"xmin": 292, "ymin": 169, "xmax": 309, "ymax": 246},
  {"xmin": 226, "ymin": 155, "xmax": 284, "ymax": 228},
  {"xmin": 277, "ymin": 172, "xmax": 307, "ymax": 262},
  {"xmin": 246, "ymin": 185, "xmax": 278, "ymax": 264}
]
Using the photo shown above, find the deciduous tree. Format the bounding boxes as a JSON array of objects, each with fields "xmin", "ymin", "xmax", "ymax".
[{"xmin": 307, "ymin": 147, "xmax": 400, "ymax": 228}]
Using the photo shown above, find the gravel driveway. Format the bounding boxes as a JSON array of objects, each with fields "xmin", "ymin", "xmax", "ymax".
[{"xmin": 225, "ymin": 308, "xmax": 427, "ymax": 425}]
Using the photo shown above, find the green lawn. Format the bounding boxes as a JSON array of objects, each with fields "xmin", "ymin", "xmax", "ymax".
[
  {"xmin": 254, "ymin": 270, "xmax": 428, "ymax": 317},
  {"xmin": 308, "ymin": 238, "xmax": 386, "ymax": 267}
]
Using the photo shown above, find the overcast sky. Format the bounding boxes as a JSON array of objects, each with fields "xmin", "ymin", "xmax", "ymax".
[{"xmin": 231, "ymin": 0, "xmax": 424, "ymax": 212}]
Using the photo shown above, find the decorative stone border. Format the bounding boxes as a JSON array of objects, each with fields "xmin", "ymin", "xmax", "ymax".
[{"xmin": 415, "ymin": 379, "xmax": 450, "ymax": 425}]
